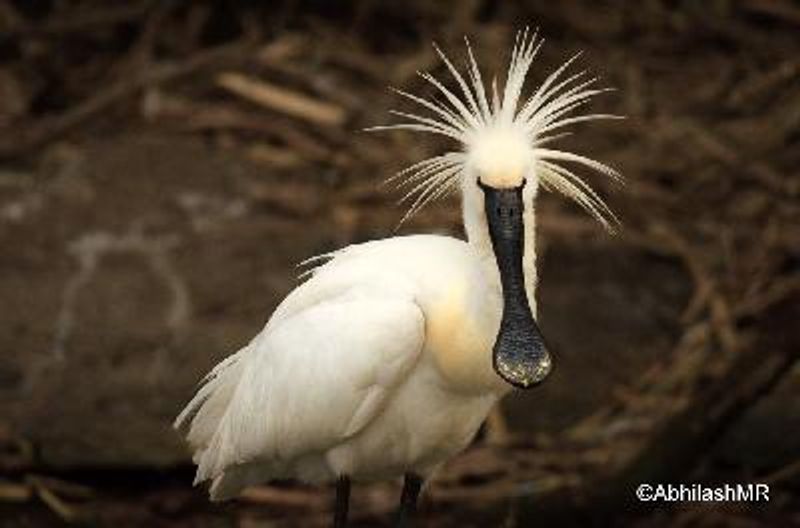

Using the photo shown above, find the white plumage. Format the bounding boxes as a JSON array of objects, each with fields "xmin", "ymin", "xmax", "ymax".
[
  {"xmin": 176, "ymin": 236, "xmax": 502, "ymax": 499},
  {"xmin": 175, "ymin": 28, "xmax": 620, "ymax": 515}
]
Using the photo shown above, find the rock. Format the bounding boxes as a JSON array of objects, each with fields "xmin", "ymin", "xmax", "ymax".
[{"xmin": 0, "ymin": 134, "xmax": 335, "ymax": 468}]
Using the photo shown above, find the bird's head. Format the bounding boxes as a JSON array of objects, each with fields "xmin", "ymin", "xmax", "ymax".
[
  {"xmin": 372, "ymin": 29, "xmax": 622, "ymax": 389},
  {"xmin": 468, "ymin": 127, "xmax": 532, "ymax": 189}
]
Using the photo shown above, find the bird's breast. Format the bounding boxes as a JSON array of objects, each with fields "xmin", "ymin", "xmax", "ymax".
[{"xmin": 424, "ymin": 275, "xmax": 508, "ymax": 395}]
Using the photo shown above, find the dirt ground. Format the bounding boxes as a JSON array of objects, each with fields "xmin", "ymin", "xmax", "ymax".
[{"xmin": 0, "ymin": 1, "xmax": 798, "ymax": 527}]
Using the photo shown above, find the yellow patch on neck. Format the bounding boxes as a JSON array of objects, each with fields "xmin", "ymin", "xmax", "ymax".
[{"xmin": 425, "ymin": 278, "xmax": 507, "ymax": 394}]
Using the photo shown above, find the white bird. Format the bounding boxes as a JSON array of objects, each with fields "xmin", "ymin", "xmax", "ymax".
[{"xmin": 175, "ymin": 28, "xmax": 621, "ymax": 527}]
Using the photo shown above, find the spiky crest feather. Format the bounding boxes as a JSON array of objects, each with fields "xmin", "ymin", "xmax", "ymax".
[{"xmin": 369, "ymin": 28, "xmax": 623, "ymax": 230}]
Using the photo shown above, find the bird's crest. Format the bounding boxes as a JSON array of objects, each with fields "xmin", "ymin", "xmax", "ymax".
[{"xmin": 369, "ymin": 28, "xmax": 623, "ymax": 230}]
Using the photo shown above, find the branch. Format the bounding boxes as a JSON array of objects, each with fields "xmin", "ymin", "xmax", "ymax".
[
  {"xmin": 0, "ymin": 40, "xmax": 255, "ymax": 161},
  {"xmin": 512, "ymin": 297, "xmax": 799, "ymax": 525}
]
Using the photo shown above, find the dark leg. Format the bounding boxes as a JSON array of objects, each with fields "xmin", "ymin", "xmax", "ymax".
[
  {"xmin": 333, "ymin": 475, "xmax": 351, "ymax": 528},
  {"xmin": 393, "ymin": 473, "xmax": 423, "ymax": 528}
]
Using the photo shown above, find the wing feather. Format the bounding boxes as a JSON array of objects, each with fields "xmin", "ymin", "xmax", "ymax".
[{"xmin": 176, "ymin": 289, "xmax": 425, "ymax": 495}]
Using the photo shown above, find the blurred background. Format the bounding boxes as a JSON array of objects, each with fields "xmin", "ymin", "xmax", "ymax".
[{"xmin": 0, "ymin": 1, "xmax": 798, "ymax": 526}]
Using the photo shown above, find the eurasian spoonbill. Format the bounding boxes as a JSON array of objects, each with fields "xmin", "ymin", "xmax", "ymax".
[{"xmin": 175, "ymin": 28, "xmax": 621, "ymax": 527}]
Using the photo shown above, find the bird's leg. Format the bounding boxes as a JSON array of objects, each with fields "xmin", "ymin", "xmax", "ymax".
[
  {"xmin": 333, "ymin": 475, "xmax": 351, "ymax": 528},
  {"xmin": 393, "ymin": 473, "xmax": 423, "ymax": 528}
]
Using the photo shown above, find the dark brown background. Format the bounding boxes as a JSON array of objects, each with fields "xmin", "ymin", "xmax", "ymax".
[{"xmin": 0, "ymin": 1, "xmax": 798, "ymax": 526}]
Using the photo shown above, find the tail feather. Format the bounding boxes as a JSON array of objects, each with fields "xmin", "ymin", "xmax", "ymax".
[
  {"xmin": 174, "ymin": 342, "xmax": 252, "ymax": 431},
  {"xmin": 209, "ymin": 462, "xmax": 272, "ymax": 501},
  {"xmin": 174, "ymin": 342, "xmax": 252, "ymax": 486},
  {"xmin": 208, "ymin": 454, "xmax": 333, "ymax": 501}
]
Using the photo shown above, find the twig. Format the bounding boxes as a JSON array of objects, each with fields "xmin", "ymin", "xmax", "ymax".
[
  {"xmin": 675, "ymin": 118, "xmax": 794, "ymax": 196},
  {"xmin": 0, "ymin": 40, "xmax": 255, "ymax": 160},
  {"xmin": 4, "ymin": 1, "xmax": 155, "ymax": 37},
  {"xmin": 728, "ymin": 60, "xmax": 800, "ymax": 106},
  {"xmin": 742, "ymin": 0, "xmax": 800, "ymax": 26},
  {"xmin": 0, "ymin": 481, "xmax": 31, "ymax": 502},
  {"xmin": 36, "ymin": 486, "xmax": 78, "ymax": 523},
  {"xmin": 25, "ymin": 475, "xmax": 93, "ymax": 499},
  {"xmin": 762, "ymin": 458, "xmax": 800, "ymax": 484},
  {"xmin": 143, "ymin": 92, "xmax": 333, "ymax": 161},
  {"xmin": 238, "ymin": 486, "xmax": 327, "ymax": 508},
  {"xmin": 217, "ymin": 72, "xmax": 347, "ymax": 126}
]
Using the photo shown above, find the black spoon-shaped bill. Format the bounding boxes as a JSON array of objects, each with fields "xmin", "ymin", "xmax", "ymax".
[{"xmin": 480, "ymin": 180, "xmax": 552, "ymax": 389}]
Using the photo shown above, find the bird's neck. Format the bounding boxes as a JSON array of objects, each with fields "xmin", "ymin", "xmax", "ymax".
[{"xmin": 462, "ymin": 186, "xmax": 539, "ymax": 317}]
